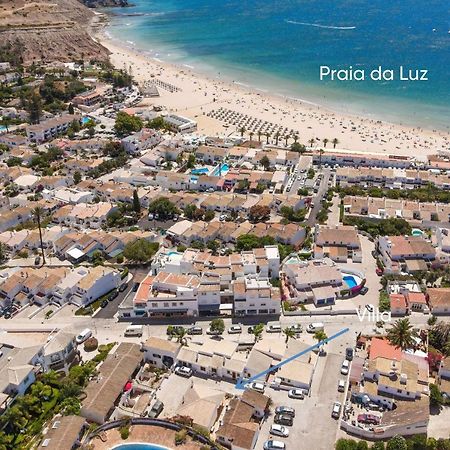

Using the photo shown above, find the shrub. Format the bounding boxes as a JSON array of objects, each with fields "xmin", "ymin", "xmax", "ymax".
[
  {"xmin": 116, "ymin": 254, "xmax": 124, "ymax": 264},
  {"xmin": 120, "ymin": 425, "xmax": 130, "ymax": 440},
  {"xmin": 83, "ymin": 337, "xmax": 98, "ymax": 352},
  {"xmin": 175, "ymin": 429, "xmax": 188, "ymax": 445}
]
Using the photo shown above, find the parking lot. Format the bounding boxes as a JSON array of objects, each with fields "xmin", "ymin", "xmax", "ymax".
[{"xmin": 254, "ymin": 351, "xmax": 348, "ymax": 450}]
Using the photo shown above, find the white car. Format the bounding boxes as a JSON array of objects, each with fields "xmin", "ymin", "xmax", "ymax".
[
  {"xmin": 245, "ymin": 381, "xmax": 265, "ymax": 393},
  {"xmin": 338, "ymin": 379, "xmax": 346, "ymax": 392},
  {"xmin": 331, "ymin": 401, "xmax": 342, "ymax": 419},
  {"xmin": 206, "ymin": 327, "xmax": 222, "ymax": 335},
  {"xmin": 174, "ymin": 366, "xmax": 193, "ymax": 378},
  {"xmin": 341, "ymin": 360, "xmax": 350, "ymax": 375},
  {"xmin": 270, "ymin": 424, "xmax": 289, "ymax": 437},
  {"xmin": 288, "ymin": 389, "xmax": 304, "ymax": 399},
  {"xmin": 266, "ymin": 323, "xmax": 282, "ymax": 333},
  {"xmin": 264, "ymin": 440, "xmax": 286, "ymax": 450},
  {"xmin": 227, "ymin": 325, "xmax": 242, "ymax": 334}
]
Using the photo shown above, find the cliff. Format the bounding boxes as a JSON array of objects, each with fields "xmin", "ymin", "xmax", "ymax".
[{"xmin": 0, "ymin": 0, "xmax": 110, "ymax": 65}]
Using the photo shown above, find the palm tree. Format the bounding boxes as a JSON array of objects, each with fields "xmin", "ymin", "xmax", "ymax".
[
  {"xmin": 318, "ymin": 149, "xmax": 324, "ymax": 169},
  {"xmin": 323, "ymin": 138, "xmax": 329, "ymax": 148},
  {"xmin": 257, "ymin": 130, "xmax": 262, "ymax": 142},
  {"xmin": 252, "ymin": 323, "xmax": 264, "ymax": 342},
  {"xmin": 1, "ymin": 405, "xmax": 28, "ymax": 435},
  {"xmin": 293, "ymin": 133, "xmax": 299, "ymax": 144},
  {"xmin": 332, "ymin": 138, "xmax": 339, "ymax": 149},
  {"xmin": 308, "ymin": 138, "xmax": 315, "ymax": 148},
  {"xmin": 430, "ymin": 321, "xmax": 450, "ymax": 351},
  {"xmin": 274, "ymin": 132, "xmax": 280, "ymax": 146},
  {"xmin": 314, "ymin": 330, "xmax": 327, "ymax": 344},
  {"xmin": 284, "ymin": 134, "xmax": 290, "ymax": 147},
  {"xmin": 33, "ymin": 206, "xmax": 46, "ymax": 265},
  {"xmin": 239, "ymin": 126, "xmax": 246, "ymax": 138},
  {"xmin": 387, "ymin": 318, "xmax": 418, "ymax": 350},
  {"xmin": 31, "ymin": 381, "xmax": 53, "ymax": 404},
  {"xmin": 176, "ymin": 328, "xmax": 188, "ymax": 345},
  {"xmin": 39, "ymin": 370, "xmax": 60, "ymax": 387},
  {"xmin": 249, "ymin": 131, "xmax": 254, "ymax": 142},
  {"xmin": 283, "ymin": 327, "xmax": 296, "ymax": 344},
  {"xmin": 265, "ymin": 133, "xmax": 270, "ymax": 145}
]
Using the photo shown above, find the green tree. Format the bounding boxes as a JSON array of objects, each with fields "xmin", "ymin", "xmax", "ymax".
[
  {"xmin": 386, "ymin": 318, "xmax": 418, "ymax": 350},
  {"xmin": 386, "ymin": 435, "xmax": 407, "ymax": 450},
  {"xmin": 132, "ymin": 189, "xmax": 141, "ymax": 214},
  {"xmin": 283, "ymin": 327, "xmax": 296, "ymax": 344},
  {"xmin": 68, "ymin": 103, "xmax": 74, "ymax": 114},
  {"xmin": 429, "ymin": 383, "xmax": 444, "ymax": 408},
  {"xmin": 204, "ymin": 210, "xmax": 215, "ymax": 222},
  {"xmin": 73, "ymin": 170, "xmax": 82, "ymax": 185},
  {"xmin": 123, "ymin": 239, "xmax": 159, "ymax": 263},
  {"xmin": 114, "ymin": 111, "xmax": 143, "ymax": 136},
  {"xmin": 27, "ymin": 92, "xmax": 43, "ymax": 124},
  {"xmin": 207, "ymin": 240, "xmax": 220, "ymax": 254},
  {"xmin": 260, "ymin": 155, "xmax": 270, "ymax": 171},
  {"xmin": 30, "ymin": 381, "xmax": 52, "ymax": 404},
  {"xmin": 371, "ymin": 442, "xmax": 385, "ymax": 450},
  {"xmin": 291, "ymin": 142, "xmax": 306, "ymax": 153},
  {"xmin": 148, "ymin": 197, "xmax": 180, "ymax": 220},
  {"xmin": 252, "ymin": 323, "xmax": 264, "ymax": 342},
  {"xmin": 209, "ymin": 318, "xmax": 225, "ymax": 334}
]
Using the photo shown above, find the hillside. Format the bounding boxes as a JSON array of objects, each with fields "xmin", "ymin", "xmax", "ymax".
[{"xmin": 0, "ymin": 0, "xmax": 109, "ymax": 64}]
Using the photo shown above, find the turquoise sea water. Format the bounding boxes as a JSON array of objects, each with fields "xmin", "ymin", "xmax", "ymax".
[{"xmin": 105, "ymin": 0, "xmax": 450, "ymax": 130}]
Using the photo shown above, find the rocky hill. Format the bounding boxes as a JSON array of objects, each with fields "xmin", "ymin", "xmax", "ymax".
[{"xmin": 0, "ymin": 0, "xmax": 109, "ymax": 65}]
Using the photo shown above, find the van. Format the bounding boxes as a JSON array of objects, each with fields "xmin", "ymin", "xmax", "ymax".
[
  {"xmin": 76, "ymin": 328, "xmax": 92, "ymax": 344},
  {"xmin": 307, "ymin": 322, "xmax": 325, "ymax": 333},
  {"xmin": 267, "ymin": 323, "xmax": 282, "ymax": 333},
  {"xmin": 124, "ymin": 325, "xmax": 143, "ymax": 337}
]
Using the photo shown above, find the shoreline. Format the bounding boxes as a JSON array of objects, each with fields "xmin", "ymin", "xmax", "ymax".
[{"xmin": 91, "ymin": 13, "xmax": 450, "ymax": 158}]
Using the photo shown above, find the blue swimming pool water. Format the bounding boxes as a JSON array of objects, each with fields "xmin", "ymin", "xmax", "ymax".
[
  {"xmin": 212, "ymin": 163, "xmax": 229, "ymax": 176},
  {"xmin": 343, "ymin": 275, "xmax": 358, "ymax": 289},
  {"xmin": 81, "ymin": 116, "xmax": 94, "ymax": 125},
  {"xmin": 0, "ymin": 125, "xmax": 6, "ymax": 132},
  {"xmin": 167, "ymin": 251, "xmax": 179, "ymax": 256},
  {"xmin": 191, "ymin": 167, "xmax": 209, "ymax": 175},
  {"xmin": 111, "ymin": 444, "xmax": 170, "ymax": 450}
]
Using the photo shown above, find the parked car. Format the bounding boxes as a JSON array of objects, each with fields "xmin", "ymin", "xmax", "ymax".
[
  {"xmin": 245, "ymin": 381, "xmax": 265, "ymax": 393},
  {"xmin": 360, "ymin": 286, "xmax": 368, "ymax": 295},
  {"xmin": 331, "ymin": 401, "xmax": 342, "ymax": 419},
  {"xmin": 274, "ymin": 414, "xmax": 293, "ymax": 427},
  {"xmin": 187, "ymin": 326, "xmax": 203, "ymax": 335},
  {"xmin": 76, "ymin": 328, "xmax": 92, "ymax": 344},
  {"xmin": 275, "ymin": 406, "xmax": 295, "ymax": 417},
  {"xmin": 34, "ymin": 256, "xmax": 41, "ymax": 266},
  {"xmin": 206, "ymin": 327, "xmax": 222, "ymax": 335},
  {"xmin": 264, "ymin": 440, "xmax": 286, "ymax": 450},
  {"xmin": 101, "ymin": 299, "xmax": 108, "ymax": 308},
  {"xmin": 270, "ymin": 424, "xmax": 289, "ymax": 438},
  {"xmin": 288, "ymin": 324, "xmax": 302, "ymax": 334},
  {"xmin": 266, "ymin": 323, "xmax": 282, "ymax": 333},
  {"xmin": 108, "ymin": 289, "xmax": 119, "ymax": 301},
  {"xmin": 376, "ymin": 268, "xmax": 383, "ymax": 276},
  {"xmin": 288, "ymin": 389, "xmax": 304, "ymax": 399},
  {"xmin": 345, "ymin": 347, "xmax": 354, "ymax": 361},
  {"xmin": 228, "ymin": 325, "xmax": 242, "ymax": 334},
  {"xmin": 341, "ymin": 360, "xmax": 350, "ymax": 375},
  {"xmin": 357, "ymin": 413, "xmax": 380, "ymax": 425},
  {"xmin": 119, "ymin": 282, "xmax": 128, "ymax": 292},
  {"xmin": 338, "ymin": 379, "xmax": 346, "ymax": 392},
  {"xmin": 148, "ymin": 400, "xmax": 164, "ymax": 418},
  {"xmin": 174, "ymin": 366, "xmax": 193, "ymax": 378},
  {"xmin": 307, "ymin": 322, "xmax": 324, "ymax": 333}
]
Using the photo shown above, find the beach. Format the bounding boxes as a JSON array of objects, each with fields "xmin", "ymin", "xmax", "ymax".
[{"xmin": 94, "ymin": 22, "xmax": 450, "ymax": 159}]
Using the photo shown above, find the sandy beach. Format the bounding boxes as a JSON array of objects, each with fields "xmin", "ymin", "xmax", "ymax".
[{"xmin": 94, "ymin": 23, "xmax": 450, "ymax": 159}]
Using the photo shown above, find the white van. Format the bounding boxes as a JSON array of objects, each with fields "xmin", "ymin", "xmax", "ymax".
[
  {"xmin": 76, "ymin": 328, "xmax": 92, "ymax": 344},
  {"xmin": 307, "ymin": 322, "xmax": 325, "ymax": 333},
  {"xmin": 266, "ymin": 323, "xmax": 282, "ymax": 333},
  {"xmin": 124, "ymin": 325, "xmax": 143, "ymax": 337}
]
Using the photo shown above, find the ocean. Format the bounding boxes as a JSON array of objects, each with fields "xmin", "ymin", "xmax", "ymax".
[{"xmin": 105, "ymin": 0, "xmax": 450, "ymax": 130}]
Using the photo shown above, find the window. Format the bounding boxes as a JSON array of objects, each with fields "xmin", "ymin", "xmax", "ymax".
[
  {"xmin": 164, "ymin": 303, "xmax": 169, "ymax": 307},
  {"xmin": 172, "ymin": 302, "xmax": 177, "ymax": 307},
  {"xmin": 152, "ymin": 303, "xmax": 158, "ymax": 307}
]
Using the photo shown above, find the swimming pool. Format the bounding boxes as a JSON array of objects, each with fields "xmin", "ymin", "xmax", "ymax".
[
  {"xmin": 212, "ymin": 163, "xmax": 229, "ymax": 176},
  {"xmin": 411, "ymin": 228, "xmax": 424, "ymax": 237},
  {"xmin": 191, "ymin": 167, "xmax": 209, "ymax": 175},
  {"xmin": 111, "ymin": 444, "xmax": 170, "ymax": 450},
  {"xmin": 343, "ymin": 275, "xmax": 358, "ymax": 289},
  {"xmin": 81, "ymin": 116, "xmax": 94, "ymax": 125}
]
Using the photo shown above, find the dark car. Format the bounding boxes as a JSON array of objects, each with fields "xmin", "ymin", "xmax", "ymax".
[
  {"xmin": 4, "ymin": 312, "xmax": 11, "ymax": 319},
  {"xmin": 274, "ymin": 414, "xmax": 293, "ymax": 427},
  {"xmin": 360, "ymin": 286, "xmax": 369, "ymax": 295},
  {"xmin": 119, "ymin": 282, "xmax": 128, "ymax": 292},
  {"xmin": 34, "ymin": 256, "xmax": 41, "ymax": 266},
  {"xmin": 101, "ymin": 299, "xmax": 109, "ymax": 308},
  {"xmin": 345, "ymin": 347, "xmax": 354, "ymax": 361},
  {"xmin": 108, "ymin": 289, "xmax": 119, "ymax": 301},
  {"xmin": 187, "ymin": 326, "xmax": 203, "ymax": 335},
  {"xmin": 358, "ymin": 413, "xmax": 380, "ymax": 425},
  {"xmin": 148, "ymin": 400, "xmax": 164, "ymax": 418}
]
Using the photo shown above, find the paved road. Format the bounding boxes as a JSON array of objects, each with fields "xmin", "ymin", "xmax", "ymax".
[{"xmin": 307, "ymin": 168, "xmax": 331, "ymax": 226}]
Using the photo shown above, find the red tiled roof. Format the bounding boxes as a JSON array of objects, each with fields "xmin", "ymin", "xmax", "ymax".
[{"xmin": 369, "ymin": 337, "xmax": 402, "ymax": 361}]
